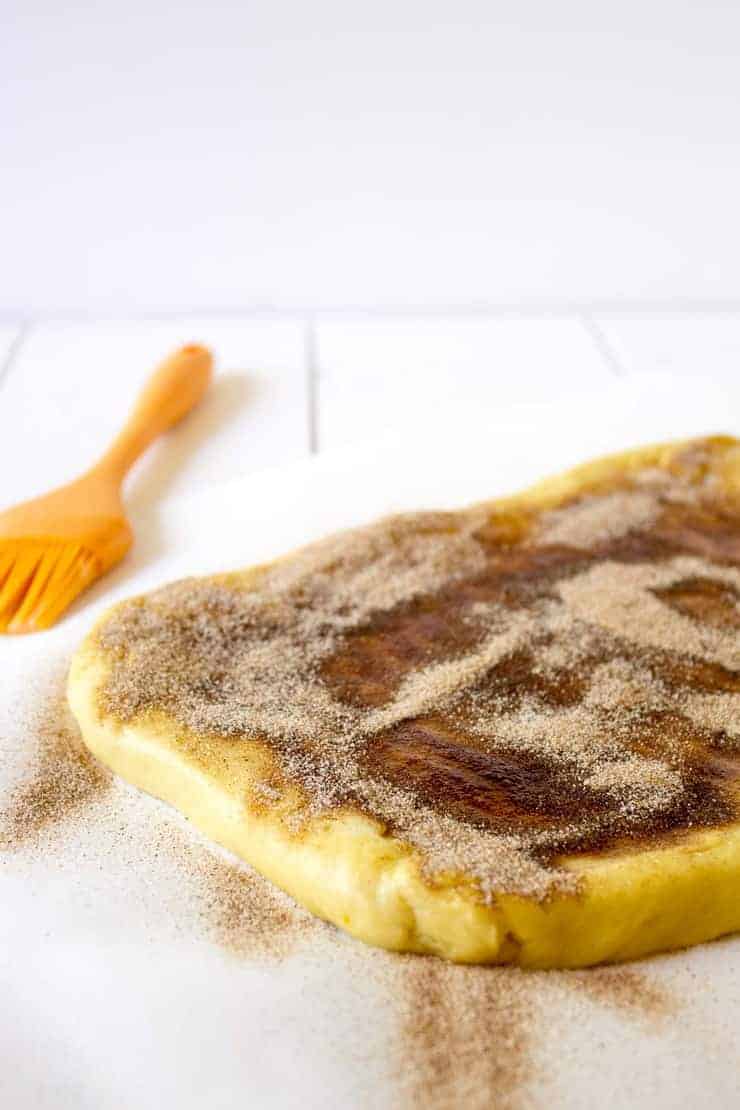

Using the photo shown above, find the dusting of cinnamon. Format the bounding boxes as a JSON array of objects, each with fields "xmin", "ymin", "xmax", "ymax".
[
  {"xmin": 191, "ymin": 842, "xmax": 317, "ymax": 960},
  {"xmin": 0, "ymin": 675, "xmax": 110, "ymax": 849},
  {"xmin": 564, "ymin": 965, "xmax": 674, "ymax": 1024},
  {"xmin": 536, "ymin": 489, "xmax": 658, "ymax": 548},
  {"xmin": 393, "ymin": 957, "xmax": 675, "ymax": 1109},
  {"xmin": 396, "ymin": 960, "xmax": 531, "ymax": 1110},
  {"xmin": 0, "ymin": 670, "xmax": 312, "ymax": 964}
]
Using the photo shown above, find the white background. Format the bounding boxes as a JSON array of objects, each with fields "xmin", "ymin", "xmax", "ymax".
[{"xmin": 4, "ymin": 1, "xmax": 740, "ymax": 314}]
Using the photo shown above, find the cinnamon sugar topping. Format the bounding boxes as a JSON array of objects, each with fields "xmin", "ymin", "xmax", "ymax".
[
  {"xmin": 536, "ymin": 489, "xmax": 658, "ymax": 548},
  {"xmin": 96, "ymin": 443, "xmax": 740, "ymax": 901}
]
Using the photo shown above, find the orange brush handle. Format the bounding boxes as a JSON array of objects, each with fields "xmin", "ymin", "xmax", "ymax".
[{"xmin": 94, "ymin": 344, "xmax": 213, "ymax": 483}]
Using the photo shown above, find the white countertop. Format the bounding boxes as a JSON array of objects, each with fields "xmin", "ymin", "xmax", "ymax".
[{"xmin": 1, "ymin": 309, "xmax": 738, "ymax": 510}]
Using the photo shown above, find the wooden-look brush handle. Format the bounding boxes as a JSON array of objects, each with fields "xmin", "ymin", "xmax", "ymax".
[{"xmin": 94, "ymin": 345, "xmax": 213, "ymax": 483}]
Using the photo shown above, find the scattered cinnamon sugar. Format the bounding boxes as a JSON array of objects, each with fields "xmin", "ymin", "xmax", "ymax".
[
  {"xmin": 684, "ymin": 691, "xmax": 740, "ymax": 742},
  {"xmin": 395, "ymin": 960, "xmax": 532, "ymax": 1110},
  {"xmin": 0, "ymin": 667, "xmax": 315, "ymax": 964},
  {"xmin": 536, "ymin": 490, "xmax": 658, "ymax": 549},
  {"xmin": 390, "ymin": 957, "xmax": 675, "ymax": 1110},
  {"xmin": 564, "ymin": 965, "xmax": 673, "ymax": 1024},
  {"xmin": 558, "ymin": 557, "xmax": 740, "ymax": 672},
  {"xmin": 93, "ymin": 448, "xmax": 740, "ymax": 903},
  {"xmin": 188, "ymin": 840, "xmax": 317, "ymax": 960},
  {"xmin": 583, "ymin": 658, "xmax": 663, "ymax": 712},
  {"xmin": 365, "ymin": 610, "xmax": 537, "ymax": 734},
  {"xmin": 0, "ymin": 675, "xmax": 110, "ymax": 850}
]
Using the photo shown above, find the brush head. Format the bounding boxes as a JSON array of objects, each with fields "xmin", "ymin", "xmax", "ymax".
[
  {"xmin": 0, "ymin": 467, "xmax": 134, "ymax": 634},
  {"xmin": 0, "ymin": 539, "xmax": 105, "ymax": 633}
]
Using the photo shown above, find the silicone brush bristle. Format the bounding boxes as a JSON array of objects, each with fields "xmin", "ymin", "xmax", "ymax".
[{"xmin": 0, "ymin": 540, "xmax": 101, "ymax": 633}]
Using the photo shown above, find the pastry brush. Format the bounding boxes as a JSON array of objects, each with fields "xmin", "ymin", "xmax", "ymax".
[{"xmin": 0, "ymin": 343, "xmax": 213, "ymax": 634}]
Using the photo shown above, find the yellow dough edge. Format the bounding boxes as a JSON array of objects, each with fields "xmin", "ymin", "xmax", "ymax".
[{"xmin": 67, "ymin": 436, "xmax": 740, "ymax": 967}]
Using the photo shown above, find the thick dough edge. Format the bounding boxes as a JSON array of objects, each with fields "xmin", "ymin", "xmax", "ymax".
[{"xmin": 68, "ymin": 436, "xmax": 740, "ymax": 967}]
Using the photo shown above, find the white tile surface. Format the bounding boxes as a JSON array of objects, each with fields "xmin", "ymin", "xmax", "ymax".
[
  {"xmin": 316, "ymin": 316, "xmax": 612, "ymax": 449},
  {"xmin": 0, "ymin": 319, "xmax": 308, "ymax": 512},
  {"xmin": 593, "ymin": 314, "xmax": 740, "ymax": 380},
  {"xmin": 5, "ymin": 3, "xmax": 740, "ymax": 312}
]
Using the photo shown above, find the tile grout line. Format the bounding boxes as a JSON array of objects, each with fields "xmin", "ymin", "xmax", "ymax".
[
  {"xmin": 0, "ymin": 322, "xmax": 32, "ymax": 390},
  {"xmin": 579, "ymin": 313, "xmax": 626, "ymax": 378},
  {"xmin": 304, "ymin": 317, "xmax": 319, "ymax": 454}
]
